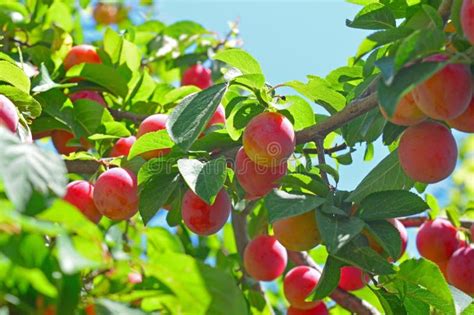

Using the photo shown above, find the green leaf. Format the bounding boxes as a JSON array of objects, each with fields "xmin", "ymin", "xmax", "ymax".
[
  {"xmin": 382, "ymin": 122, "xmax": 405, "ymax": 145},
  {"xmin": 56, "ymin": 234, "xmax": 99, "ymax": 274},
  {"xmin": 395, "ymin": 259, "xmax": 455, "ymax": 314},
  {"xmin": 214, "ymin": 48, "xmax": 263, "ymax": 75},
  {"xmin": 347, "ymin": 150, "xmax": 414, "ymax": 203},
  {"xmin": 226, "ymin": 98, "xmax": 263, "ymax": 141},
  {"xmin": 372, "ymin": 289, "xmax": 407, "ymax": 315},
  {"xmin": 145, "ymin": 253, "xmax": 248, "ymax": 315},
  {"xmin": 32, "ymin": 63, "xmax": 75, "ymax": 94},
  {"xmin": 316, "ymin": 164, "xmax": 339, "ymax": 184},
  {"xmin": 0, "ymin": 60, "xmax": 30, "ymax": 93},
  {"xmin": 280, "ymin": 173, "xmax": 330, "ymax": 197},
  {"xmin": 280, "ymin": 95, "xmax": 315, "ymax": 131},
  {"xmin": 146, "ymin": 227, "xmax": 185, "ymax": 258},
  {"xmin": 316, "ymin": 210, "xmax": 365, "ymax": 253},
  {"xmin": 347, "ymin": 3, "xmax": 396, "ymax": 30},
  {"xmin": 167, "ymin": 83, "xmax": 227, "ymax": 151},
  {"xmin": 138, "ymin": 158, "xmax": 180, "ymax": 224},
  {"xmin": 394, "ymin": 28, "xmax": 445, "ymax": 70},
  {"xmin": 0, "ymin": 85, "xmax": 42, "ymax": 119},
  {"xmin": 177, "ymin": 157, "xmax": 227, "ymax": 205},
  {"xmin": 128, "ymin": 130, "xmax": 174, "ymax": 160},
  {"xmin": 0, "ymin": 130, "xmax": 67, "ymax": 210},
  {"xmin": 309, "ymin": 256, "xmax": 343, "ymax": 300},
  {"xmin": 164, "ymin": 20, "xmax": 207, "ymax": 38},
  {"xmin": 285, "ymin": 78, "xmax": 346, "ymax": 114},
  {"xmin": 335, "ymin": 241, "xmax": 395, "ymax": 275},
  {"xmin": 96, "ymin": 299, "xmax": 147, "ymax": 315},
  {"xmin": 378, "ymin": 61, "xmax": 445, "ymax": 117},
  {"xmin": 365, "ymin": 220, "xmax": 402, "ymax": 260},
  {"xmin": 342, "ymin": 108, "xmax": 385, "ymax": 146},
  {"xmin": 357, "ymin": 190, "xmax": 428, "ymax": 220},
  {"xmin": 264, "ymin": 190, "xmax": 326, "ymax": 223},
  {"xmin": 66, "ymin": 63, "xmax": 129, "ymax": 98}
]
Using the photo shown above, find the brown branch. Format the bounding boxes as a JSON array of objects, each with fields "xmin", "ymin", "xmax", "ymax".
[
  {"xmin": 315, "ymin": 137, "xmax": 330, "ymax": 185},
  {"xmin": 303, "ymin": 143, "xmax": 348, "ymax": 155},
  {"xmin": 64, "ymin": 160, "xmax": 101, "ymax": 174},
  {"xmin": 295, "ymin": 92, "xmax": 379, "ymax": 145},
  {"xmin": 438, "ymin": 0, "xmax": 453, "ymax": 21},
  {"xmin": 108, "ymin": 108, "xmax": 147, "ymax": 124},
  {"xmin": 399, "ymin": 216, "xmax": 473, "ymax": 229},
  {"xmin": 288, "ymin": 251, "xmax": 381, "ymax": 315}
]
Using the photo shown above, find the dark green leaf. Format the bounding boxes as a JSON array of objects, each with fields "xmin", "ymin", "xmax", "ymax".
[
  {"xmin": 316, "ymin": 210, "xmax": 365, "ymax": 253},
  {"xmin": 309, "ymin": 256, "xmax": 343, "ymax": 300},
  {"xmin": 264, "ymin": 190, "xmax": 325, "ymax": 223},
  {"xmin": 365, "ymin": 220, "xmax": 402, "ymax": 260},
  {"xmin": 335, "ymin": 241, "xmax": 395, "ymax": 275},
  {"xmin": 177, "ymin": 157, "xmax": 227, "ymax": 205},
  {"xmin": 167, "ymin": 83, "xmax": 227, "ymax": 151},
  {"xmin": 357, "ymin": 190, "xmax": 428, "ymax": 220},
  {"xmin": 347, "ymin": 3, "xmax": 396, "ymax": 30},
  {"xmin": 382, "ymin": 122, "xmax": 405, "ymax": 145},
  {"xmin": 347, "ymin": 150, "xmax": 414, "ymax": 203}
]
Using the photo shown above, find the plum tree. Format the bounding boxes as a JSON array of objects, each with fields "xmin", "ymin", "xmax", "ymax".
[
  {"xmin": 447, "ymin": 96, "xmax": 474, "ymax": 133},
  {"xmin": 0, "ymin": 94, "xmax": 19, "ymax": 133},
  {"xmin": 379, "ymin": 92, "xmax": 426, "ymax": 126},
  {"xmin": 207, "ymin": 104, "xmax": 226, "ymax": 127},
  {"xmin": 63, "ymin": 180, "xmax": 102, "ymax": 223},
  {"xmin": 136, "ymin": 114, "xmax": 170, "ymax": 160},
  {"xmin": 51, "ymin": 130, "xmax": 84, "ymax": 155},
  {"xmin": 398, "ymin": 121, "xmax": 457, "ymax": 183},
  {"xmin": 338, "ymin": 266, "xmax": 368, "ymax": 291},
  {"xmin": 412, "ymin": 55, "xmax": 472, "ymax": 120},
  {"xmin": 287, "ymin": 303, "xmax": 329, "ymax": 315},
  {"xmin": 181, "ymin": 189, "xmax": 231, "ymax": 235},
  {"xmin": 243, "ymin": 112, "xmax": 295, "ymax": 167},
  {"xmin": 243, "ymin": 235, "xmax": 287, "ymax": 281},
  {"xmin": 416, "ymin": 218, "xmax": 464, "ymax": 264},
  {"xmin": 181, "ymin": 64, "xmax": 213, "ymax": 90},
  {"xmin": 447, "ymin": 246, "xmax": 474, "ymax": 295},
  {"xmin": 70, "ymin": 90, "xmax": 106, "ymax": 107},
  {"xmin": 462, "ymin": 0, "xmax": 474, "ymax": 44},
  {"xmin": 273, "ymin": 210, "xmax": 321, "ymax": 251},
  {"xmin": 63, "ymin": 45, "xmax": 102, "ymax": 71},
  {"xmin": 234, "ymin": 147, "xmax": 287, "ymax": 199},
  {"xmin": 110, "ymin": 136, "xmax": 136, "ymax": 157},
  {"xmin": 284, "ymin": 266, "xmax": 321, "ymax": 310},
  {"xmin": 93, "ymin": 168, "xmax": 139, "ymax": 221}
]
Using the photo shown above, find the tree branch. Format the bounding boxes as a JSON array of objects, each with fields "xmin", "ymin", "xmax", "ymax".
[
  {"xmin": 399, "ymin": 216, "xmax": 473, "ymax": 229},
  {"xmin": 64, "ymin": 160, "xmax": 101, "ymax": 174},
  {"xmin": 287, "ymin": 251, "xmax": 381, "ymax": 315},
  {"xmin": 303, "ymin": 143, "xmax": 348, "ymax": 155},
  {"xmin": 315, "ymin": 137, "xmax": 330, "ymax": 185},
  {"xmin": 438, "ymin": 0, "xmax": 453, "ymax": 21},
  {"xmin": 108, "ymin": 108, "xmax": 147, "ymax": 124},
  {"xmin": 295, "ymin": 92, "xmax": 379, "ymax": 145}
]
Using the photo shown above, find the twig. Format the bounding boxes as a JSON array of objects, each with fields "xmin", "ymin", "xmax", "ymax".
[
  {"xmin": 64, "ymin": 160, "xmax": 101, "ymax": 174},
  {"xmin": 399, "ymin": 216, "xmax": 473, "ymax": 229},
  {"xmin": 287, "ymin": 251, "xmax": 381, "ymax": 315},
  {"xmin": 438, "ymin": 0, "xmax": 454, "ymax": 21},
  {"xmin": 315, "ymin": 137, "xmax": 329, "ymax": 185},
  {"xmin": 303, "ymin": 143, "xmax": 348, "ymax": 155},
  {"xmin": 108, "ymin": 108, "xmax": 147, "ymax": 124}
]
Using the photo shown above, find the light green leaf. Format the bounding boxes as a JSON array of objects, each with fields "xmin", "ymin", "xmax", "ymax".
[
  {"xmin": 128, "ymin": 130, "xmax": 174, "ymax": 160},
  {"xmin": 0, "ymin": 60, "xmax": 30, "ymax": 93},
  {"xmin": 214, "ymin": 48, "xmax": 263, "ymax": 75}
]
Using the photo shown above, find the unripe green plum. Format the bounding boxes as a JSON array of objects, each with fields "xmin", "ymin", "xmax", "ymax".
[
  {"xmin": 181, "ymin": 64, "xmax": 212, "ymax": 90},
  {"xmin": 137, "ymin": 114, "xmax": 170, "ymax": 160},
  {"xmin": 243, "ymin": 112, "xmax": 295, "ymax": 167},
  {"xmin": 93, "ymin": 168, "xmax": 139, "ymax": 220},
  {"xmin": 284, "ymin": 266, "xmax": 321, "ymax": 310},
  {"xmin": 287, "ymin": 303, "xmax": 328, "ymax": 315},
  {"xmin": 447, "ymin": 97, "xmax": 474, "ymax": 133},
  {"xmin": 338, "ymin": 266, "xmax": 369, "ymax": 291},
  {"xmin": 461, "ymin": 0, "xmax": 474, "ymax": 44},
  {"xmin": 412, "ymin": 54, "xmax": 472, "ymax": 120},
  {"xmin": 243, "ymin": 235, "xmax": 287, "ymax": 281},
  {"xmin": 64, "ymin": 180, "xmax": 102, "ymax": 223},
  {"xmin": 398, "ymin": 121, "xmax": 457, "ymax": 183},
  {"xmin": 380, "ymin": 92, "xmax": 426, "ymax": 126},
  {"xmin": 64, "ymin": 45, "xmax": 102, "ymax": 71},
  {"xmin": 416, "ymin": 218, "xmax": 464, "ymax": 263},
  {"xmin": 110, "ymin": 136, "xmax": 136, "ymax": 157},
  {"xmin": 235, "ymin": 147, "xmax": 287, "ymax": 200},
  {"xmin": 447, "ymin": 246, "xmax": 474, "ymax": 295},
  {"xmin": 182, "ymin": 189, "xmax": 231, "ymax": 235},
  {"xmin": 0, "ymin": 94, "xmax": 18, "ymax": 133},
  {"xmin": 273, "ymin": 210, "xmax": 321, "ymax": 251}
]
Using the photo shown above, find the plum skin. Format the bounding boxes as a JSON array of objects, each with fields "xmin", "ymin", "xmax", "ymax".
[{"xmin": 243, "ymin": 235, "xmax": 288, "ymax": 281}]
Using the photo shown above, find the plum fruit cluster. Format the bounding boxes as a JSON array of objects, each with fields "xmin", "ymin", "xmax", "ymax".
[
  {"xmin": 416, "ymin": 219, "xmax": 473, "ymax": 295},
  {"xmin": 380, "ymin": 54, "xmax": 473, "ymax": 184}
]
